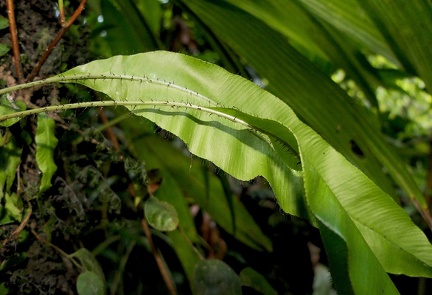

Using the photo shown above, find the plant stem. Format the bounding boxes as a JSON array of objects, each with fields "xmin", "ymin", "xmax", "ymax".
[
  {"xmin": 6, "ymin": 0, "xmax": 23, "ymax": 83},
  {"xmin": 26, "ymin": 0, "xmax": 87, "ymax": 82},
  {"xmin": 140, "ymin": 218, "xmax": 177, "ymax": 295},
  {"xmin": 58, "ymin": 0, "xmax": 65, "ymax": 27},
  {"xmin": 31, "ymin": 229, "xmax": 82, "ymax": 269},
  {"xmin": 424, "ymin": 140, "xmax": 432, "ymax": 209},
  {"xmin": 0, "ymin": 100, "xmax": 252, "ymax": 129},
  {"xmin": 1, "ymin": 207, "xmax": 32, "ymax": 247}
]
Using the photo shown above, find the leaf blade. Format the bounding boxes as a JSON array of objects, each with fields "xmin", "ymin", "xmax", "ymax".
[{"xmin": 35, "ymin": 113, "xmax": 58, "ymax": 193}]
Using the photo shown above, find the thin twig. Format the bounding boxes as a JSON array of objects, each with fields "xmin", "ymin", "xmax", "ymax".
[
  {"xmin": 26, "ymin": 0, "xmax": 87, "ymax": 82},
  {"xmin": 412, "ymin": 199, "xmax": 432, "ymax": 231},
  {"xmin": 31, "ymin": 228, "xmax": 68, "ymax": 257},
  {"xmin": 31, "ymin": 228, "xmax": 82, "ymax": 269},
  {"xmin": 2, "ymin": 207, "xmax": 32, "ymax": 247},
  {"xmin": 98, "ymin": 107, "xmax": 123, "ymax": 160},
  {"xmin": 140, "ymin": 218, "xmax": 177, "ymax": 295},
  {"xmin": 58, "ymin": 0, "xmax": 66, "ymax": 27},
  {"xmin": 6, "ymin": 0, "xmax": 24, "ymax": 83}
]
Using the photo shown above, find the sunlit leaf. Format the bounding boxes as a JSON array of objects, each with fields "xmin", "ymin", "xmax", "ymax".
[
  {"xmin": 56, "ymin": 52, "xmax": 432, "ymax": 278},
  {"xmin": 0, "ymin": 96, "xmax": 25, "ymax": 127},
  {"xmin": 182, "ymin": 0, "xmax": 426, "ymax": 211},
  {"xmin": 55, "ymin": 51, "xmax": 432, "ymax": 291}
]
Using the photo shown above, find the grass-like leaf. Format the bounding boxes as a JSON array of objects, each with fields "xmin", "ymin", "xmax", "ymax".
[{"xmin": 35, "ymin": 113, "xmax": 58, "ymax": 194}]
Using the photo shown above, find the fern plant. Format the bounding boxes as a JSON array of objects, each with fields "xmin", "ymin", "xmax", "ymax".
[{"xmin": 2, "ymin": 51, "xmax": 432, "ymax": 294}]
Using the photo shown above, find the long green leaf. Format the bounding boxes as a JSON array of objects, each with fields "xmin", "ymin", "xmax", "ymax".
[
  {"xmin": 55, "ymin": 52, "xmax": 432, "ymax": 286},
  {"xmin": 223, "ymin": 0, "xmax": 380, "ymax": 107},
  {"xmin": 295, "ymin": 116, "xmax": 432, "ymax": 277},
  {"xmin": 0, "ymin": 133, "xmax": 21, "ymax": 198},
  {"xmin": 361, "ymin": 0, "xmax": 432, "ymax": 92},
  {"xmin": 181, "ymin": 0, "xmax": 427, "ymax": 212},
  {"xmin": 100, "ymin": 0, "xmax": 160, "ymax": 56},
  {"xmin": 35, "ymin": 113, "xmax": 58, "ymax": 194},
  {"xmin": 297, "ymin": 0, "xmax": 396, "ymax": 63}
]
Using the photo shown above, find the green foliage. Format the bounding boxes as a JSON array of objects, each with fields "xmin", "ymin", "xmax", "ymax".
[
  {"xmin": 76, "ymin": 271, "xmax": 105, "ymax": 295},
  {"xmin": 239, "ymin": 267, "xmax": 278, "ymax": 295},
  {"xmin": 2, "ymin": 0, "xmax": 432, "ymax": 294},
  {"xmin": 193, "ymin": 259, "xmax": 241, "ymax": 295},
  {"xmin": 53, "ymin": 51, "xmax": 430, "ymax": 292},
  {"xmin": 145, "ymin": 197, "xmax": 179, "ymax": 231},
  {"xmin": 35, "ymin": 113, "xmax": 58, "ymax": 194}
]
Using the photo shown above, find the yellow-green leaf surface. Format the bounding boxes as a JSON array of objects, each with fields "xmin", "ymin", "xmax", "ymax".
[
  {"xmin": 57, "ymin": 52, "xmax": 432, "ymax": 291},
  {"xmin": 0, "ymin": 96, "xmax": 26, "ymax": 127},
  {"xmin": 35, "ymin": 113, "xmax": 58, "ymax": 193},
  {"xmin": 181, "ymin": 0, "xmax": 426, "ymax": 211}
]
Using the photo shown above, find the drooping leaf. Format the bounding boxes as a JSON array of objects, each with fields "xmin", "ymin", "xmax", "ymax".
[
  {"xmin": 193, "ymin": 259, "xmax": 241, "ymax": 295},
  {"xmin": 144, "ymin": 196, "xmax": 179, "ymax": 231},
  {"xmin": 296, "ymin": 122, "xmax": 432, "ymax": 277},
  {"xmin": 52, "ymin": 51, "xmax": 432, "ymax": 292},
  {"xmin": 35, "ymin": 113, "xmax": 58, "ymax": 193},
  {"xmin": 59, "ymin": 53, "xmax": 306, "ymax": 218},
  {"xmin": 181, "ymin": 0, "xmax": 426, "ymax": 211},
  {"xmin": 55, "ymin": 53, "xmax": 432, "ymax": 281}
]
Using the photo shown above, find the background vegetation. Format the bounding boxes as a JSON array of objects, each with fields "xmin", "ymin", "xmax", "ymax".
[{"xmin": 1, "ymin": 0, "xmax": 432, "ymax": 294}]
